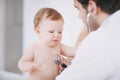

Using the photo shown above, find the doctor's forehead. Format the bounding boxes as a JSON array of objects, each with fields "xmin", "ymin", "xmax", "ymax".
[{"xmin": 74, "ymin": 0, "xmax": 81, "ymax": 9}]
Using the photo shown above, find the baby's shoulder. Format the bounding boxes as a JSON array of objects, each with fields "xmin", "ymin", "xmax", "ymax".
[
  {"xmin": 23, "ymin": 43, "xmax": 36, "ymax": 54},
  {"xmin": 25, "ymin": 42, "xmax": 39, "ymax": 50},
  {"xmin": 30, "ymin": 42, "xmax": 40, "ymax": 49}
]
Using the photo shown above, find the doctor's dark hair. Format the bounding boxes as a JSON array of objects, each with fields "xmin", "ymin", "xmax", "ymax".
[
  {"xmin": 34, "ymin": 7, "xmax": 64, "ymax": 32},
  {"xmin": 77, "ymin": 0, "xmax": 120, "ymax": 14},
  {"xmin": 77, "ymin": 0, "xmax": 88, "ymax": 9}
]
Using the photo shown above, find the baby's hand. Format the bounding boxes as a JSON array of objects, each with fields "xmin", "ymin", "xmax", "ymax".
[{"xmin": 27, "ymin": 62, "xmax": 40, "ymax": 72}]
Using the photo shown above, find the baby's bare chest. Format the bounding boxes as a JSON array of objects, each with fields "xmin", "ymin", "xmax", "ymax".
[{"xmin": 34, "ymin": 49, "xmax": 60, "ymax": 67}]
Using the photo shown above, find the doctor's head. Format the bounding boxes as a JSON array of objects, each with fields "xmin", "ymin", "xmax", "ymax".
[{"xmin": 74, "ymin": 0, "xmax": 120, "ymax": 31}]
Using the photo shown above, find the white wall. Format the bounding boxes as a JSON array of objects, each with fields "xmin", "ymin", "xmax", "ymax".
[
  {"xmin": 0, "ymin": 0, "xmax": 5, "ymax": 70},
  {"xmin": 4, "ymin": 0, "xmax": 23, "ymax": 73},
  {"xmin": 23, "ymin": 0, "xmax": 84, "ymax": 48},
  {"xmin": 0, "ymin": 0, "xmax": 23, "ymax": 73}
]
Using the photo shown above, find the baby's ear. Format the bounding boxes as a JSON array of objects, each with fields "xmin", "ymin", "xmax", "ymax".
[{"xmin": 35, "ymin": 27, "xmax": 40, "ymax": 33}]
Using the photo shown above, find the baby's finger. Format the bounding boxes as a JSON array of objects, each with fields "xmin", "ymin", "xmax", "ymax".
[
  {"xmin": 27, "ymin": 66, "xmax": 34, "ymax": 72},
  {"xmin": 34, "ymin": 63, "xmax": 40, "ymax": 68}
]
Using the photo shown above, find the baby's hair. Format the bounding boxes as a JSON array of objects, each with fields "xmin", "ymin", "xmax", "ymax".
[{"xmin": 34, "ymin": 7, "xmax": 64, "ymax": 32}]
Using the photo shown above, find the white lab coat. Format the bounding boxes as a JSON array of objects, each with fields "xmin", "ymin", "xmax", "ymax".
[{"xmin": 56, "ymin": 10, "xmax": 120, "ymax": 80}]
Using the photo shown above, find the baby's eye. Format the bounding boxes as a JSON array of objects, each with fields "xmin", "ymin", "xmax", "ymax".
[
  {"xmin": 49, "ymin": 31, "xmax": 54, "ymax": 33},
  {"xmin": 58, "ymin": 31, "xmax": 62, "ymax": 34}
]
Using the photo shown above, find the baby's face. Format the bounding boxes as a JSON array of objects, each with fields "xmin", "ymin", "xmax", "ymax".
[{"xmin": 37, "ymin": 19, "xmax": 64, "ymax": 47}]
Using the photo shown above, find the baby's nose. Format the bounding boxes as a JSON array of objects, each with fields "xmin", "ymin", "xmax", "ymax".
[{"xmin": 54, "ymin": 33, "xmax": 59, "ymax": 37}]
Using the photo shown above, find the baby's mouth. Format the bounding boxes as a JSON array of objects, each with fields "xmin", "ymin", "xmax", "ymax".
[
  {"xmin": 53, "ymin": 39, "xmax": 58, "ymax": 42},
  {"xmin": 53, "ymin": 40, "xmax": 58, "ymax": 41}
]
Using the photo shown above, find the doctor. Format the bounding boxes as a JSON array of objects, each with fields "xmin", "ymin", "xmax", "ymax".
[{"xmin": 56, "ymin": 0, "xmax": 120, "ymax": 80}]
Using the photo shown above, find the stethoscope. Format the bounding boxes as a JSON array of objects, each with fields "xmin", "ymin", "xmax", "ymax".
[
  {"xmin": 54, "ymin": 55, "xmax": 67, "ymax": 69},
  {"xmin": 87, "ymin": 13, "xmax": 92, "ymax": 33}
]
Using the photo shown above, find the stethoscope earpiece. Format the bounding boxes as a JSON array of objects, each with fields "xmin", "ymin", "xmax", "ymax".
[{"xmin": 87, "ymin": 13, "xmax": 92, "ymax": 32}]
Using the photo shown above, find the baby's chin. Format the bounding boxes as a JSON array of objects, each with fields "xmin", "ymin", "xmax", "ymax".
[{"xmin": 47, "ymin": 43, "xmax": 60, "ymax": 47}]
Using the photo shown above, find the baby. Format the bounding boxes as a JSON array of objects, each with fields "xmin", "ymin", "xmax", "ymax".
[{"xmin": 18, "ymin": 8, "xmax": 75, "ymax": 80}]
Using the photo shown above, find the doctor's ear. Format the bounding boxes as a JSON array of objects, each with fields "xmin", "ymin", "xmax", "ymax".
[{"xmin": 88, "ymin": 0, "xmax": 98, "ymax": 15}]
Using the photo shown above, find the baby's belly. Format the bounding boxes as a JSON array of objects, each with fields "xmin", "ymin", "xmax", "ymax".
[{"xmin": 26, "ymin": 64, "xmax": 59, "ymax": 80}]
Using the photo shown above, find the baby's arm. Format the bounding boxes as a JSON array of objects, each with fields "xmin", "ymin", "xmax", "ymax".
[
  {"xmin": 18, "ymin": 45, "xmax": 40, "ymax": 72},
  {"xmin": 60, "ymin": 24, "xmax": 89, "ymax": 57},
  {"xmin": 59, "ymin": 43, "xmax": 76, "ymax": 70},
  {"xmin": 60, "ymin": 43, "xmax": 76, "ymax": 58}
]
